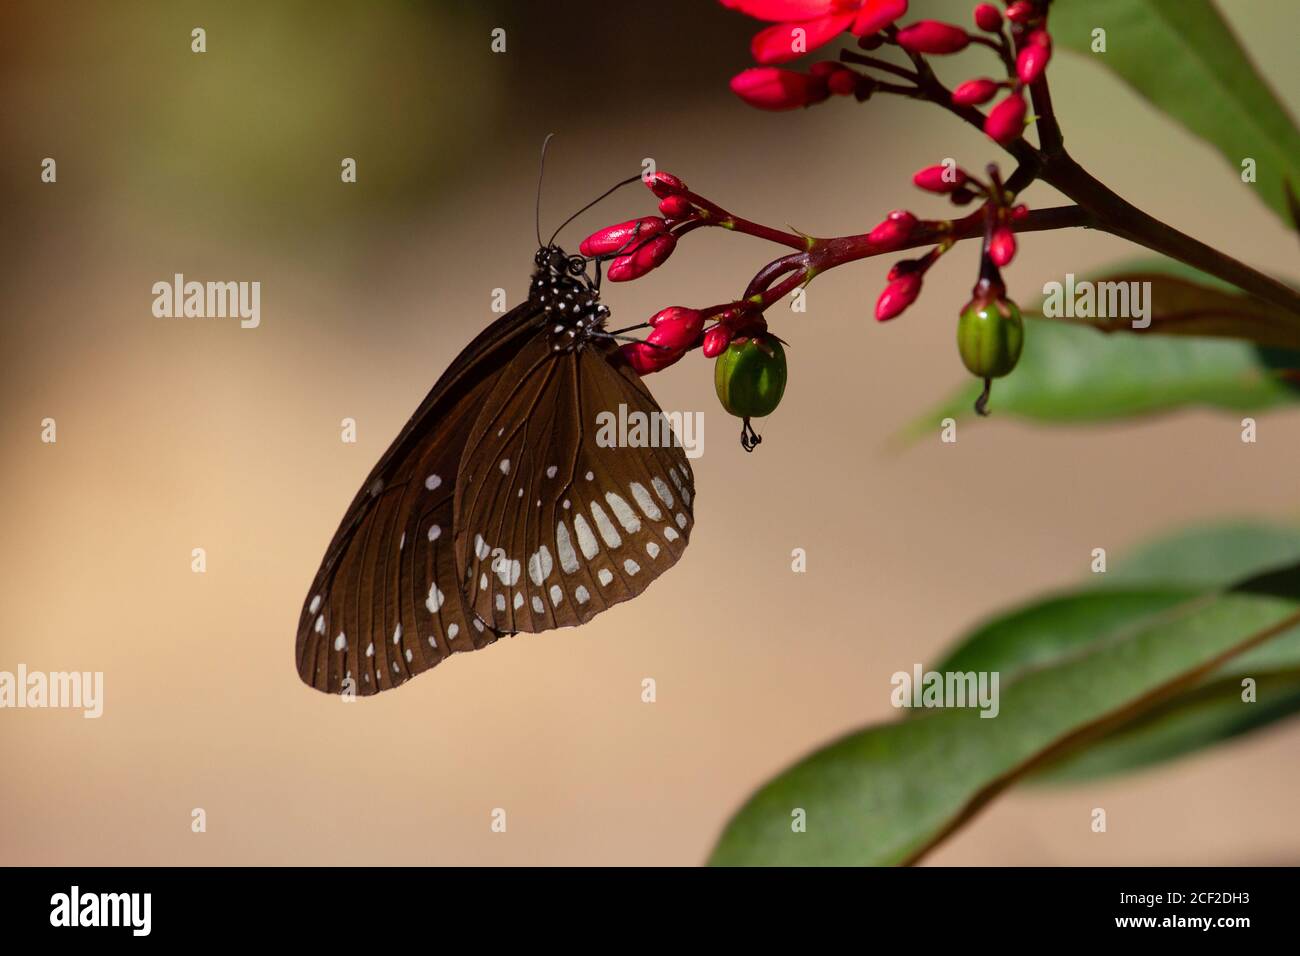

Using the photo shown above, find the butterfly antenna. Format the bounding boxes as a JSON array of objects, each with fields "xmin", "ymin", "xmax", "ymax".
[
  {"xmin": 536, "ymin": 133, "xmax": 556, "ymax": 249},
  {"xmin": 548, "ymin": 173, "xmax": 643, "ymax": 248}
]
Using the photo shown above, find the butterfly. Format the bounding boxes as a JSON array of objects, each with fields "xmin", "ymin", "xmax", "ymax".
[{"xmin": 295, "ymin": 182, "xmax": 696, "ymax": 697}]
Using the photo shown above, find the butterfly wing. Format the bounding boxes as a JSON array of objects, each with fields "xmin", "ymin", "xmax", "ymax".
[
  {"xmin": 453, "ymin": 337, "xmax": 695, "ymax": 633},
  {"xmin": 295, "ymin": 302, "xmax": 541, "ymax": 696}
]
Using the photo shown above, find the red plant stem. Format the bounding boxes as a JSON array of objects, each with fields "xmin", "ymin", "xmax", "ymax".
[{"xmin": 742, "ymin": 204, "xmax": 1090, "ymax": 301}]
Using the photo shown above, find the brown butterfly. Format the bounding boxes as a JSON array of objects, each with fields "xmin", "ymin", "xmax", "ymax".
[{"xmin": 295, "ymin": 197, "xmax": 695, "ymax": 696}]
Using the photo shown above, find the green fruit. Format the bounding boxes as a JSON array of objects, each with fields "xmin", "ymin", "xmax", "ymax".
[
  {"xmin": 714, "ymin": 335, "xmax": 787, "ymax": 418},
  {"xmin": 957, "ymin": 298, "xmax": 1023, "ymax": 378}
]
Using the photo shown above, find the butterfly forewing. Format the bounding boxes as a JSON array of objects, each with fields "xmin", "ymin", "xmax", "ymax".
[
  {"xmin": 454, "ymin": 335, "xmax": 695, "ymax": 633},
  {"xmin": 295, "ymin": 303, "xmax": 541, "ymax": 696}
]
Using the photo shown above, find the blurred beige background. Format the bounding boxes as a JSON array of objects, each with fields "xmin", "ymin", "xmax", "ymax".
[{"xmin": 2, "ymin": 0, "xmax": 1298, "ymax": 865}]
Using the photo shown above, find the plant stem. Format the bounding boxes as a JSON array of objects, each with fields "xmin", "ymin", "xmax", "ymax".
[{"xmin": 1038, "ymin": 152, "xmax": 1300, "ymax": 317}]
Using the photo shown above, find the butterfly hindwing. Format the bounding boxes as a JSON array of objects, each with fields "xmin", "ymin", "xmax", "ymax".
[{"xmin": 454, "ymin": 336, "xmax": 695, "ymax": 633}]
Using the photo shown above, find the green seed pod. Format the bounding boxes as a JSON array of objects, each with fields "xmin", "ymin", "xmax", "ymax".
[
  {"xmin": 957, "ymin": 297, "xmax": 1023, "ymax": 378},
  {"xmin": 714, "ymin": 335, "xmax": 787, "ymax": 418}
]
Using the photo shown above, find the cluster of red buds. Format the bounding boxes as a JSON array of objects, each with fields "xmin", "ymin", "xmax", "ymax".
[
  {"xmin": 874, "ymin": 162, "xmax": 1028, "ymax": 323},
  {"xmin": 723, "ymin": 0, "xmax": 1054, "ymax": 148},
  {"xmin": 580, "ymin": 171, "xmax": 775, "ymax": 377},
  {"xmin": 580, "ymin": 173, "xmax": 792, "ymax": 448}
]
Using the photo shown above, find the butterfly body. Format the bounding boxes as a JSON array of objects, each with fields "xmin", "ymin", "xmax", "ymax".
[{"xmin": 296, "ymin": 245, "xmax": 695, "ymax": 696}]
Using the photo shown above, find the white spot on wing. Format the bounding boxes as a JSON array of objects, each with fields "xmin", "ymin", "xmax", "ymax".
[
  {"xmin": 495, "ymin": 558, "xmax": 522, "ymax": 587},
  {"xmin": 605, "ymin": 492, "xmax": 641, "ymax": 532},
  {"xmin": 556, "ymin": 522, "xmax": 579, "ymax": 573},
  {"xmin": 573, "ymin": 514, "xmax": 599, "ymax": 559},
  {"xmin": 513, "ymin": 592, "xmax": 524, "ymax": 610},
  {"xmin": 532, "ymin": 595, "xmax": 545, "ymax": 613},
  {"xmin": 550, "ymin": 584, "xmax": 563, "ymax": 605},
  {"xmin": 597, "ymin": 568, "xmax": 613, "ymax": 586},
  {"xmin": 495, "ymin": 593, "xmax": 506, "ymax": 612},
  {"xmin": 425, "ymin": 474, "xmax": 441, "ymax": 491},
  {"xmin": 590, "ymin": 502, "xmax": 622, "ymax": 547},
  {"xmin": 428, "ymin": 524, "xmax": 441, "ymax": 542},
  {"xmin": 575, "ymin": 585, "xmax": 590, "ymax": 604},
  {"xmin": 528, "ymin": 546, "xmax": 554, "ymax": 585},
  {"xmin": 334, "ymin": 632, "xmax": 347, "ymax": 652},
  {"xmin": 309, "ymin": 595, "xmax": 321, "ymax": 614},
  {"xmin": 646, "ymin": 542, "xmax": 660, "ymax": 559},
  {"xmin": 629, "ymin": 482, "xmax": 662, "ymax": 520},
  {"xmin": 447, "ymin": 623, "xmax": 459, "ymax": 640},
  {"xmin": 624, "ymin": 559, "xmax": 641, "ymax": 576},
  {"xmin": 474, "ymin": 534, "xmax": 491, "ymax": 560},
  {"xmin": 546, "ymin": 465, "xmax": 558, "ymax": 479},
  {"xmin": 676, "ymin": 512, "xmax": 687, "ymax": 529},
  {"xmin": 392, "ymin": 623, "xmax": 402, "ymax": 644},
  {"xmin": 314, "ymin": 615, "xmax": 325, "ymax": 635},
  {"xmin": 499, "ymin": 459, "xmax": 511, "ymax": 475},
  {"xmin": 426, "ymin": 583, "xmax": 445, "ymax": 613},
  {"xmin": 652, "ymin": 476, "xmax": 674, "ymax": 509},
  {"xmin": 664, "ymin": 527, "xmax": 679, "ymax": 542}
]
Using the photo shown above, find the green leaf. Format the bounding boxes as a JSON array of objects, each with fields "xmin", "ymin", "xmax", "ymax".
[
  {"xmin": 1103, "ymin": 520, "xmax": 1300, "ymax": 590},
  {"xmin": 905, "ymin": 319, "xmax": 1300, "ymax": 431},
  {"xmin": 1052, "ymin": 0, "xmax": 1300, "ymax": 226},
  {"xmin": 708, "ymin": 565, "xmax": 1300, "ymax": 866},
  {"xmin": 1034, "ymin": 671, "xmax": 1300, "ymax": 783},
  {"xmin": 931, "ymin": 522, "xmax": 1300, "ymax": 783}
]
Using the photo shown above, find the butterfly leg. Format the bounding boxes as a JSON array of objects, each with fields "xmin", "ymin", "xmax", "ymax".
[{"xmin": 740, "ymin": 417, "xmax": 763, "ymax": 453}]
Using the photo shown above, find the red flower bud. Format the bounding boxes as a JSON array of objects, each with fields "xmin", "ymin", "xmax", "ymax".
[
  {"xmin": 895, "ymin": 20, "xmax": 970, "ymax": 55},
  {"xmin": 851, "ymin": 0, "xmax": 909, "ymax": 36},
  {"xmin": 730, "ymin": 67, "xmax": 830, "ymax": 111},
  {"xmin": 1005, "ymin": 1, "xmax": 1035, "ymax": 24},
  {"xmin": 750, "ymin": 13, "xmax": 856, "ymax": 65},
  {"xmin": 989, "ymin": 226, "xmax": 1017, "ymax": 267},
  {"xmin": 973, "ymin": 3, "xmax": 1002, "ymax": 32},
  {"xmin": 984, "ymin": 92, "xmax": 1027, "ymax": 144},
  {"xmin": 702, "ymin": 325, "xmax": 733, "ymax": 359},
  {"xmin": 1010, "ymin": 203, "xmax": 1029, "ymax": 221},
  {"xmin": 952, "ymin": 77, "xmax": 1000, "ymax": 106},
  {"xmin": 826, "ymin": 67, "xmax": 860, "ymax": 96},
  {"xmin": 645, "ymin": 171, "xmax": 687, "ymax": 198},
  {"xmin": 620, "ymin": 341, "xmax": 681, "ymax": 375},
  {"xmin": 606, "ymin": 233, "xmax": 677, "ymax": 282},
  {"xmin": 913, "ymin": 163, "xmax": 969, "ymax": 193},
  {"xmin": 1027, "ymin": 28, "xmax": 1052, "ymax": 48},
  {"xmin": 868, "ymin": 209, "xmax": 918, "ymax": 249},
  {"xmin": 578, "ymin": 216, "xmax": 667, "ymax": 258},
  {"xmin": 875, "ymin": 272, "xmax": 923, "ymax": 322},
  {"xmin": 646, "ymin": 306, "xmax": 704, "ymax": 351},
  {"xmin": 657, "ymin": 194, "xmax": 693, "ymax": 219},
  {"xmin": 1016, "ymin": 39, "xmax": 1051, "ymax": 83}
]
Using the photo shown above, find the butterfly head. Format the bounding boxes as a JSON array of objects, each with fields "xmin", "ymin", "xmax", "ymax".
[{"xmin": 531, "ymin": 244, "xmax": 611, "ymax": 352}]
